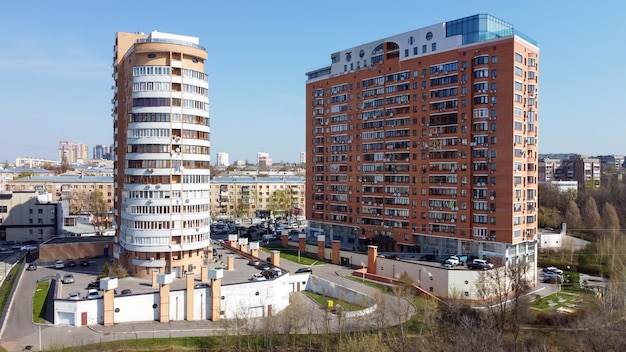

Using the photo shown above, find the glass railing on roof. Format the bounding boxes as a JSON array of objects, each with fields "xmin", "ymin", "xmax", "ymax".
[{"xmin": 136, "ymin": 38, "xmax": 205, "ymax": 51}]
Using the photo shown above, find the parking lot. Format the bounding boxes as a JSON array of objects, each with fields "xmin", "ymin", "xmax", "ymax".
[{"xmin": 25, "ymin": 240, "xmax": 290, "ymax": 301}]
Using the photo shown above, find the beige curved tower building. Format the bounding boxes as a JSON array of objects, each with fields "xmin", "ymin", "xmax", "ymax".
[{"xmin": 112, "ymin": 30, "xmax": 211, "ymax": 278}]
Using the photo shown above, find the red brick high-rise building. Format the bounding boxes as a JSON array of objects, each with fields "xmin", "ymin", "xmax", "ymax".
[{"xmin": 305, "ymin": 14, "xmax": 539, "ymax": 264}]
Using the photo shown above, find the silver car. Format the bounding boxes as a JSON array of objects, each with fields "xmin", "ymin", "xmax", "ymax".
[{"xmin": 62, "ymin": 274, "xmax": 74, "ymax": 284}]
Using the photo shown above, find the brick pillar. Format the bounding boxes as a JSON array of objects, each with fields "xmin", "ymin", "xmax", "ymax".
[
  {"xmin": 239, "ymin": 237, "xmax": 249, "ymax": 253},
  {"xmin": 151, "ymin": 269, "xmax": 159, "ymax": 288},
  {"xmin": 271, "ymin": 250, "xmax": 280, "ymax": 267},
  {"xmin": 298, "ymin": 233, "xmax": 306, "ymax": 252},
  {"xmin": 210, "ymin": 278, "xmax": 221, "ymax": 321},
  {"xmin": 281, "ymin": 233, "xmax": 288, "ymax": 246},
  {"xmin": 317, "ymin": 235, "xmax": 325, "ymax": 260},
  {"xmin": 159, "ymin": 283, "xmax": 170, "ymax": 323},
  {"xmin": 331, "ymin": 240, "xmax": 341, "ymax": 265},
  {"xmin": 201, "ymin": 266, "xmax": 209, "ymax": 282},
  {"xmin": 250, "ymin": 241, "xmax": 259, "ymax": 258},
  {"xmin": 207, "ymin": 246, "xmax": 213, "ymax": 260},
  {"xmin": 103, "ymin": 289, "xmax": 115, "ymax": 326},
  {"xmin": 186, "ymin": 272, "xmax": 194, "ymax": 321},
  {"xmin": 367, "ymin": 245, "xmax": 378, "ymax": 274},
  {"xmin": 226, "ymin": 255, "xmax": 235, "ymax": 270}
]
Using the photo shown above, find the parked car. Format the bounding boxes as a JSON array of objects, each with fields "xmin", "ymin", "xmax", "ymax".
[
  {"xmin": 62, "ymin": 274, "xmax": 75, "ymax": 284},
  {"xmin": 467, "ymin": 261, "xmax": 490, "ymax": 270},
  {"xmin": 543, "ymin": 266, "xmax": 563, "ymax": 275},
  {"xmin": 248, "ymin": 258, "xmax": 260, "ymax": 266},
  {"xmin": 250, "ymin": 273, "xmax": 266, "ymax": 281},
  {"xmin": 67, "ymin": 291, "xmax": 81, "ymax": 300},
  {"xmin": 542, "ymin": 271, "xmax": 563, "ymax": 284},
  {"xmin": 441, "ymin": 262, "xmax": 454, "ymax": 269},
  {"xmin": 80, "ymin": 260, "xmax": 90, "ymax": 267},
  {"xmin": 120, "ymin": 289, "xmax": 133, "ymax": 295},
  {"xmin": 445, "ymin": 256, "xmax": 460, "ymax": 266},
  {"xmin": 67, "ymin": 260, "xmax": 77, "ymax": 268},
  {"xmin": 295, "ymin": 267, "xmax": 313, "ymax": 274},
  {"xmin": 470, "ymin": 259, "xmax": 494, "ymax": 269},
  {"xmin": 194, "ymin": 283, "xmax": 210, "ymax": 289},
  {"xmin": 26, "ymin": 264, "xmax": 37, "ymax": 271},
  {"xmin": 54, "ymin": 260, "xmax": 65, "ymax": 269},
  {"xmin": 87, "ymin": 280, "xmax": 101, "ymax": 290},
  {"xmin": 418, "ymin": 254, "xmax": 438, "ymax": 262},
  {"xmin": 86, "ymin": 289, "xmax": 100, "ymax": 299}
]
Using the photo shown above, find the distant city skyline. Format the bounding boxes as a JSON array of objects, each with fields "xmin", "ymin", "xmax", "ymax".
[{"xmin": 1, "ymin": 1, "xmax": 625, "ymax": 163}]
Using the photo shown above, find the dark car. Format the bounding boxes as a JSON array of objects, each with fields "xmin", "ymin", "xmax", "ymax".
[
  {"xmin": 419, "ymin": 254, "xmax": 437, "ymax": 262},
  {"xmin": 87, "ymin": 280, "xmax": 100, "ymax": 290},
  {"xmin": 80, "ymin": 260, "xmax": 90, "ymax": 267},
  {"xmin": 467, "ymin": 262, "xmax": 489, "ymax": 270},
  {"xmin": 120, "ymin": 289, "xmax": 132, "ymax": 295},
  {"xmin": 295, "ymin": 267, "xmax": 313, "ymax": 274},
  {"xmin": 67, "ymin": 260, "xmax": 77, "ymax": 268}
]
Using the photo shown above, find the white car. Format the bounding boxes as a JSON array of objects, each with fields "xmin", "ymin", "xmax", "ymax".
[
  {"xmin": 445, "ymin": 256, "xmax": 460, "ymax": 266},
  {"xmin": 86, "ymin": 289, "xmax": 100, "ymax": 299},
  {"xmin": 54, "ymin": 260, "xmax": 65, "ymax": 269},
  {"xmin": 250, "ymin": 273, "xmax": 266, "ymax": 281}
]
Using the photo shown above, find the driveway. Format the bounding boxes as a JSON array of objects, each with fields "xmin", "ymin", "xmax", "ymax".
[{"xmin": 0, "ymin": 254, "xmax": 415, "ymax": 351}]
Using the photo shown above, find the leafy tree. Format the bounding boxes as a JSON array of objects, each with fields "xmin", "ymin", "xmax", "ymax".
[
  {"xmin": 268, "ymin": 189, "xmax": 291, "ymax": 219},
  {"xmin": 88, "ymin": 190, "xmax": 109, "ymax": 229},
  {"xmin": 235, "ymin": 200, "xmax": 250, "ymax": 218}
]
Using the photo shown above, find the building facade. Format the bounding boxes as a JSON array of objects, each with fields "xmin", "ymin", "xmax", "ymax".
[
  {"xmin": 554, "ymin": 155, "xmax": 600, "ymax": 189},
  {"xmin": 93, "ymin": 144, "xmax": 113, "ymax": 160},
  {"xmin": 305, "ymin": 14, "xmax": 539, "ymax": 265},
  {"xmin": 216, "ymin": 152, "xmax": 229, "ymax": 166},
  {"xmin": 112, "ymin": 30, "xmax": 211, "ymax": 278},
  {"xmin": 0, "ymin": 191, "xmax": 63, "ymax": 243},
  {"xmin": 210, "ymin": 176, "xmax": 305, "ymax": 219},
  {"xmin": 59, "ymin": 141, "xmax": 89, "ymax": 163}
]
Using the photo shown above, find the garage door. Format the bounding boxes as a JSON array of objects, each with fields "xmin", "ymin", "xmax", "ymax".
[
  {"xmin": 57, "ymin": 312, "xmax": 74, "ymax": 325},
  {"xmin": 248, "ymin": 306, "xmax": 264, "ymax": 318}
]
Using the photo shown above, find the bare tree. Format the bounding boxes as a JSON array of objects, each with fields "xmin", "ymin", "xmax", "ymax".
[
  {"xmin": 580, "ymin": 196, "xmax": 601, "ymax": 235},
  {"xmin": 564, "ymin": 199, "xmax": 582, "ymax": 233}
]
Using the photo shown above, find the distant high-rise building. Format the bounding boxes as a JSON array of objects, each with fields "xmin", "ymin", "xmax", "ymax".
[
  {"xmin": 299, "ymin": 151, "xmax": 306, "ymax": 164},
  {"xmin": 306, "ymin": 14, "xmax": 539, "ymax": 264},
  {"xmin": 113, "ymin": 30, "xmax": 211, "ymax": 278},
  {"xmin": 93, "ymin": 144, "xmax": 112, "ymax": 160},
  {"xmin": 59, "ymin": 141, "xmax": 89, "ymax": 164},
  {"xmin": 216, "ymin": 152, "xmax": 229, "ymax": 166},
  {"xmin": 257, "ymin": 152, "xmax": 272, "ymax": 168}
]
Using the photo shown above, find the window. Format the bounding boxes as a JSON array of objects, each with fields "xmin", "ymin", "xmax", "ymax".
[
  {"xmin": 431, "ymin": 43, "xmax": 437, "ymax": 51},
  {"xmin": 514, "ymin": 66, "xmax": 523, "ymax": 76},
  {"xmin": 422, "ymin": 45, "xmax": 427, "ymax": 53},
  {"xmin": 515, "ymin": 52, "xmax": 523, "ymax": 63},
  {"xmin": 514, "ymin": 81, "xmax": 523, "ymax": 91},
  {"xmin": 528, "ymin": 57, "xmax": 536, "ymax": 67},
  {"xmin": 491, "ymin": 56, "xmax": 498, "ymax": 64}
]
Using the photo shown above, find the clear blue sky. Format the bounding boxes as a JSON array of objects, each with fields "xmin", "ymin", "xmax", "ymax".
[{"xmin": 0, "ymin": 0, "xmax": 624, "ymax": 164}]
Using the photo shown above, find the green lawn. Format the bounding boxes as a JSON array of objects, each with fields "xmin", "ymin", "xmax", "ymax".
[
  {"xmin": 532, "ymin": 291, "xmax": 583, "ymax": 313},
  {"xmin": 261, "ymin": 246, "xmax": 323, "ymax": 265},
  {"xmin": 303, "ymin": 291, "xmax": 364, "ymax": 312},
  {"xmin": 0, "ymin": 261, "xmax": 22, "ymax": 315},
  {"xmin": 33, "ymin": 280, "xmax": 50, "ymax": 323},
  {"xmin": 346, "ymin": 275, "xmax": 394, "ymax": 292}
]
